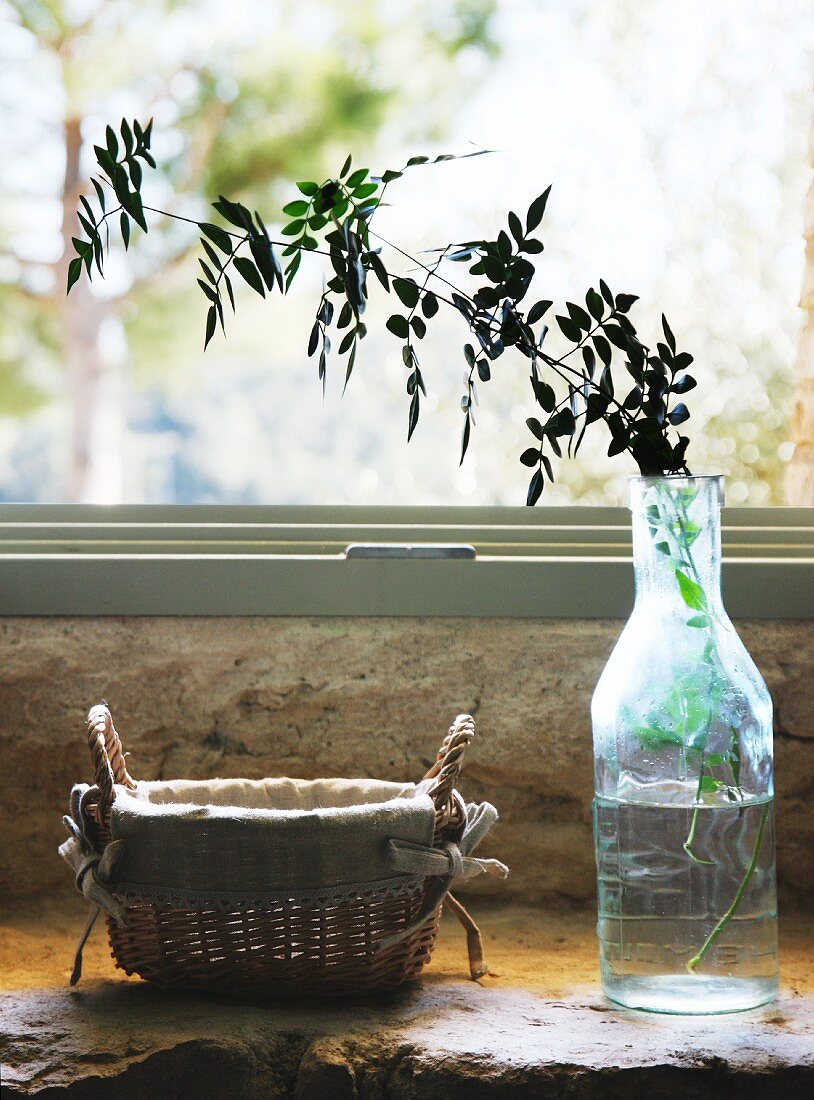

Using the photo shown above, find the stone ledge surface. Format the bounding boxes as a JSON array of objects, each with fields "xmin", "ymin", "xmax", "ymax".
[{"xmin": 1, "ymin": 904, "xmax": 812, "ymax": 1098}]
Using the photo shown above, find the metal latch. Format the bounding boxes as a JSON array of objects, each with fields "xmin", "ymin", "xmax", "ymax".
[{"xmin": 345, "ymin": 544, "xmax": 476, "ymax": 559}]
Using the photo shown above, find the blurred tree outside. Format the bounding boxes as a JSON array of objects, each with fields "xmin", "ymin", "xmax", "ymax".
[
  {"xmin": 0, "ymin": 0, "xmax": 497, "ymax": 501},
  {"xmin": 0, "ymin": 0, "xmax": 811, "ymax": 507}
]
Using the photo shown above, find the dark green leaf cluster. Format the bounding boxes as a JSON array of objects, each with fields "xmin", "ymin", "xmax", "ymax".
[
  {"xmin": 520, "ymin": 289, "xmax": 695, "ymax": 504},
  {"xmin": 68, "ymin": 119, "xmax": 697, "ymax": 501},
  {"xmin": 67, "ymin": 118, "xmax": 155, "ymax": 292},
  {"xmin": 198, "ymin": 198, "xmax": 283, "ymax": 348}
]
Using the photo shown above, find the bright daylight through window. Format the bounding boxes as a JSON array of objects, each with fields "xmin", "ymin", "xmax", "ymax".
[{"xmin": 1, "ymin": 0, "xmax": 813, "ymax": 507}]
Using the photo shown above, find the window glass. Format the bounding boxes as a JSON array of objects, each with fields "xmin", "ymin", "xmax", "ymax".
[{"xmin": 1, "ymin": 0, "xmax": 811, "ymax": 505}]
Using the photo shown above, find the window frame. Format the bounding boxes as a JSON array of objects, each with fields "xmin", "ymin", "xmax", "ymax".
[{"xmin": 0, "ymin": 504, "xmax": 811, "ymax": 618}]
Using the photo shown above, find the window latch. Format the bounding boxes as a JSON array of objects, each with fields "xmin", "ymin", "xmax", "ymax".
[{"xmin": 345, "ymin": 544, "xmax": 476, "ymax": 559}]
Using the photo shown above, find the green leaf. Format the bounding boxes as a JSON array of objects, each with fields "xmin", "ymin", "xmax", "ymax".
[
  {"xmin": 78, "ymin": 197, "xmax": 96, "ymax": 230},
  {"xmin": 120, "ymin": 189, "xmax": 147, "ymax": 232},
  {"xmin": 282, "ymin": 200, "xmax": 309, "ymax": 217},
  {"xmin": 410, "ymin": 316, "xmax": 426, "ymax": 339},
  {"xmin": 120, "ymin": 117, "xmax": 134, "ymax": 154},
  {"xmin": 212, "ymin": 195, "xmax": 250, "ymax": 229},
  {"xmin": 508, "ymin": 210, "xmax": 524, "ymax": 244},
  {"xmin": 233, "ymin": 256, "xmax": 265, "ymax": 297},
  {"xmin": 120, "ymin": 211, "xmax": 130, "ymax": 250},
  {"xmin": 556, "ymin": 315, "xmax": 581, "ymax": 342},
  {"xmin": 129, "ymin": 157, "xmax": 142, "ymax": 190},
  {"xmin": 536, "ymin": 382, "xmax": 556, "ymax": 413},
  {"xmin": 308, "ymin": 321, "xmax": 320, "ymax": 357},
  {"xmin": 520, "ymin": 447, "xmax": 540, "ymax": 467},
  {"xmin": 105, "ymin": 124, "xmax": 119, "ymax": 159},
  {"xmin": 700, "ymin": 775, "xmax": 720, "ymax": 793},
  {"xmin": 201, "ymin": 239, "xmax": 222, "ymax": 271},
  {"xmin": 199, "ymin": 259, "xmax": 216, "ymax": 286},
  {"xmin": 603, "ymin": 323, "xmax": 628, "ymax": 350},
  {"xmin": 249, "ymin": 237, "xmax": 278, "ymax": 292},
  {"xmin": 297, "ymin": 181, "xmax": 319, "ymax": 196},
  {"xmin": 340, "ymin": 154, "xmax": 353, "ymax": 178},
  {"xmin": 634, "ymin": 725, "xmax": 682, "ymax": 747},
  {"xmin": 222, "ymin": 271, "xmax": 235, "ymax": 310},
  {"xmin": 204, "ymin": 305, "xmax": 217, "ymax": 350},
  {"xmin": 199, "ymin": 222, "xmax": 234, "ymax": 253},
  {"xmin": 526, "ymin": 468, "xmax": 544, "ymax": 505},
  {"xmin": 386, "ymin": 314, "xmax": 410, "ymax": 338},
  {"xmin": 368, "ymin": 251, "xmax": 390, "ymax": 291},
  {"xmin": 91, "ymin": 178, "xmax": 106, "ymax": 212},
  {"xmin": 615, "ymin": 293, "xmax": 639, "ymax": 313},
  {"xmin": 460, "ymin": 412, "xmax": 471, "ymax": 464},
  {"xmin": 662, "ymin": 313, "xmax": 677, "ymax": 352},
  {"xmin": 527, "ymin": 300, "xmax": 552, "ymax": 324},
  {"xmin": 593, "ymin": 332, "xmax": 612, "ymax": 367},
  {"xmin": 407, "ymin": 390, "xmax": 420, "ymax": 440},
  {"xmin": 673, "ymin": 375, "xmax": 697, "ymax": 394},
  {"xmin": 526, "ymin": 417, "xmax": 544, "ymax": 440},
  {"xmin": 686, "ymin": 614, "xmax": 710, "ymax": 628},
  {"xmin": 586, "ymin": 288, "xmax": 604, "ymax": 321},
  {"xmin": 567, "ymin": 301, "xmax": 592, "ymax": 330},
  {"xmin": 706, "ymin": 753, "xmax": 728, "ymax": 767},
  {"xmin": 281, "ymin": 219, "xmax": 305, "ymax": 236},
  {"xmin": 66, "ymin": 256, "xmax": 83, "ymax": 292},
  {"xmin": 352, "ymin": 182, "xmax": 378, "ymax": 199},
  {"xmin": 285, "ymin": 250, "xmax": 302, "ymax": 290},
  {"xmin": 197, "ymin": 278, "xmax": 218, "ymax": 304},
  {"xmin": 675, "ymin": 569, "xmax": 707, "ymax": 611},
  {"xmin": 392, "ymin": 277, "xmax": 420, "ymax": 309},
  {"xmin": 421, "ymin": 291, "xmax": 439, "ymax": 318},
  {"xmin": 526, "ymin": 185, "xmax": 551, "ymax": 232}
]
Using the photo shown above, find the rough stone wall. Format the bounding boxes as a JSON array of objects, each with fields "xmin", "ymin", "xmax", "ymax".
[{"xmin": 1, "ymin": 617, "xmax": 811, "ymax": 911}]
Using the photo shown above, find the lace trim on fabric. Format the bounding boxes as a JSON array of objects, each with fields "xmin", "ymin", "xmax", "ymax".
[{"xmin": 112, "ymin": 873, "xmax": 426, "ymax": 912}]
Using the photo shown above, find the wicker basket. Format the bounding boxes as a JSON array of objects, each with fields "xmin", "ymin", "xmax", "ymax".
[{"xmin": 60, "ymin": 703, "xmax": 504, "ymax": 996}]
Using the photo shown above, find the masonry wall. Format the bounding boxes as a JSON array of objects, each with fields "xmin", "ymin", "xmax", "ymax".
[{"xmin": 1, "ymin": 617, "xmax": 812, "ymax": 911}]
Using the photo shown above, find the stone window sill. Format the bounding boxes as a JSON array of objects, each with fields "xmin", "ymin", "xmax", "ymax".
[{"xmin": 2, "ymin": 902, "xmax": 812, "ymax": 1097}]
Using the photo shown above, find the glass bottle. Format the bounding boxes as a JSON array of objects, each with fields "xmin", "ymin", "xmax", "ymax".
[{"xmin": 592, "ymin": 474, "xmax": 778, "ymax": 1014}]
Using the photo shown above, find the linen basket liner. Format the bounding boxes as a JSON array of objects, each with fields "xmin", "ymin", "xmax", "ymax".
[
  {"xmin": 59, "ymin": 705, "xmax": 508, "ymax": 988},
  {"xmin": 62, "ymin": 777, "xmax": 503, "ymax": 909}
]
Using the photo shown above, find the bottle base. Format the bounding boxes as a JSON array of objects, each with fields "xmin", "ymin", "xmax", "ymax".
[{"xmin": 602, "ymin": 974, "xmax": 778, "ymax": 1015}]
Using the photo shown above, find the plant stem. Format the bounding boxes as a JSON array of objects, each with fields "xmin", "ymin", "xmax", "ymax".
[
  {"xmin": 686, "ymin": 801, "xmax": 770, "ymax": 973},
  {"xmin": 683, "ymin": 755, "xmax": 716, "ymax": 866}
]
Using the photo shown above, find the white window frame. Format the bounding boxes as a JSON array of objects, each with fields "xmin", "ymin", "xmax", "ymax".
[{"xmin": 0, "ymin": 504, "xmax": 811, "ymax": 617}]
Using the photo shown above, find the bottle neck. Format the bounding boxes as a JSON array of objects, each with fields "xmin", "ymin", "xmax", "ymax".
[{"xmin": 629, "ymin": 476, "xmax": 724, "ymax": 613}]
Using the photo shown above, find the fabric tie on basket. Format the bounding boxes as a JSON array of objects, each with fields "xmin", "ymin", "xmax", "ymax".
[
  {"xmin": 58, "ymin": 785, "xmax": 130, "ymax": 985},
  {"xmin": 387, "ymin": 800, "xmax": 508, "ymax": 881},
  {"xmin": 374, "ymin": 800, "xmax": 509, "ymax": 979}
]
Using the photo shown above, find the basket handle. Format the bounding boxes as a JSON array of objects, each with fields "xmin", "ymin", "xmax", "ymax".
[
  {"xmin": 86, "ymin": 702, "xmax": 136, "ymax": 822},
  {"xmin": 423, "ymin": 713, "xmax": 474, "ymax": 830}
]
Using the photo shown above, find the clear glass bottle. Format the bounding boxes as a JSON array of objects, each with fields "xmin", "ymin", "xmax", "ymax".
[{"xmin": 592, "ymin": 475, "xmax": 778, "ymax": 1014}]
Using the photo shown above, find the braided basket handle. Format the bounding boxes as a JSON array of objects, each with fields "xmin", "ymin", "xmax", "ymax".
[
  {"xmin": 87, "ymin": 702, "xmax": 137, "ymax": 822},
  {"xmin": 423, "ymin": 713, "xmax": 474, "ymax": 834}
]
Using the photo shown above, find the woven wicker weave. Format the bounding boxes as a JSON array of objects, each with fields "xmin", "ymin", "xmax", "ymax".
[{"xmin": 75, "ymin": 703, "xmax": 481, "ymax": 996}]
